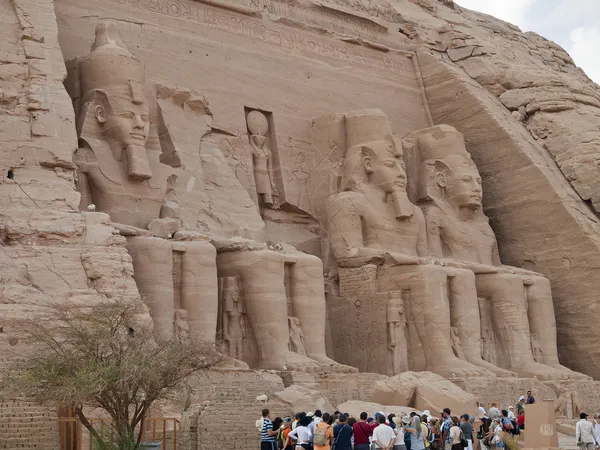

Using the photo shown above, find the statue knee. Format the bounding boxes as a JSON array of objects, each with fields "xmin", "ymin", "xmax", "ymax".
[{"xmin": 127, "ymin": 236, "xmax": 172, "ymax": 263}]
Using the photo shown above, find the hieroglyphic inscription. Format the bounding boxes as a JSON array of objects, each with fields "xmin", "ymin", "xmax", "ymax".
[
  {"xmin": 261, "ymin": 0, "xmax": 388, "ymax": 41},
  {"xmin": 101, "ymin": 0, "xmax": 410, "ymax": 75}
]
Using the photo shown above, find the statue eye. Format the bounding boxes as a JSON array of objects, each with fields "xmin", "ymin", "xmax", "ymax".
[
  {"xmin": 120, "ymin": 112, "xmax": 134, "ymax": 119},
  {"xmin": 141, "ymin": 114, "xmax": 150, "ymax": 122},
  {"xmin": 384, "ymin": 161, "xmax": 395, "ymax": 168},
  {"xmin": 477, "ymin": 178, "xmax": 482, "ymax": 185},
  {"xmin": 462, "ymin": 176, "xmax": 472, "ymax": 182}
]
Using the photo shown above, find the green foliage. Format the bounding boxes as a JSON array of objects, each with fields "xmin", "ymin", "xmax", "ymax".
[{"xmin": 2, "ymin": 299, "xmax": 223, "ymax": 448}]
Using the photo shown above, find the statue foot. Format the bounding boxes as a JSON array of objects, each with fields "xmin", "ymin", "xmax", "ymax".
[
  {"xmin": 429, "ymin": 358, "xmax": 496, "ymax": 378},
  {"xmin": 547, "ymin": 363, "xmax": 591, "ymax": 380},
  {"xmin": 466, "ymin": 357, "xmax": 517, "ymax": 378},
  {"xmin": 307, "ymin": 353, "xmax": 358, "ymax": 373},
  {"xmin": 283, "ymin": 351, "xmax": 323, "ymax": 373},
  {"xmin": 510, "ymin": 361, "xmax": 570, "ymax": 380}
]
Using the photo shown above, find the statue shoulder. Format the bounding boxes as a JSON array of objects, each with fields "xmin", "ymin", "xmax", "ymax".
[
  {"xmin": 326, "ymin": 191, "xmax": 366, "ymax": 216},
  {"xmin": 420, "ymin": 203, "xmax": 445, "ymax": 224}
]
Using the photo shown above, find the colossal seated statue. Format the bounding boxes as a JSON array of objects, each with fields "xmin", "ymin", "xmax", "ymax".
[
  {"xmin": 70, "ymin": 22, "xmax": 217, "ymax": 342},
  {"xmin": 411, "ymin": 125, "xmax": 587, "ymax": 380},
  {"xmin": 326, "ymin": 109, "xmax": 511, "ymax": 378}
]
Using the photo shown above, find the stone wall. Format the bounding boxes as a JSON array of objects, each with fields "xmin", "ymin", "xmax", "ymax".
[{"xmin": 0, "ymin": 400, "xmax": 59, "ymax": 450}]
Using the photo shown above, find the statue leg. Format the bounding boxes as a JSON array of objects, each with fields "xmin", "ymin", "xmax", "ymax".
[
  {"xmin": 217, "ymin": 249, "xmax": 319, "ymax": 371},
  {"xmin": 448, "ymin": 269, "xmax": 515, "ymax": 377},
  {"xmin": 127, "ymin": 237, "xmax": 174, "ymax": 341},
  {"xmin": 379, "ymin": 264, "xmax": 495, "ymax": 378},
  {"xmin": 288, "ymin": 253, "xmax": 354, "ymax": 372},
  {"xmin": 476, "ymin": 273, "xmax": 564, "ymax": 380},
  {"xmin": 527, "ymin": 276, "xmax": 589, "ymax": 380},
  {"xmin": 180, "ymin": 241, "xmax": 218, "ymax": 342}
]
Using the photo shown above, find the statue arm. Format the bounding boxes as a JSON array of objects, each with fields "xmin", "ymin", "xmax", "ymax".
[
  {"xmin": 422, "ymin": 208, "xmax": 444, "ymax": 258},
  {"xmin": 266, "ymin": 147, "xmax": 278, "ymax": 194},
  {"xmin": 327, "ymin": 194, "xmax": 422, "ymax": 266},
  {"xmin": 223, "ymin": 312, "xmax": 229, "ymax": 340},
  {"xmin": 414, "ymin": 207, "xmax": 432, "ymax": 257}
]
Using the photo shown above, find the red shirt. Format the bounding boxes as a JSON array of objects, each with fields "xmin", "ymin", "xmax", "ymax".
[
  {"xmin": 517, "ymin": 415, "xmax": 525, "ymax": 427},
  {"xmin": 353, "ymin": 421, "xmax": 373, "ymax": 445}
]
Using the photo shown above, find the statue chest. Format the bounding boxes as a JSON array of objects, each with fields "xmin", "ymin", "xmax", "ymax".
[
  {"xmin": 362, "ymin": 204, "xmax": 420, "ymax": 254},
  {"xmin": 441, "ymin": 218, "xmax": 495, "ymax": 264}
]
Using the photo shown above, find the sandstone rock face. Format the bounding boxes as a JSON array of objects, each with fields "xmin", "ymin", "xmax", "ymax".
[
  {"xmin": 5, "ymin": 0, "xmax": 600, "ymax": 445},
  {"xmin": 272, "ymin": 385, "xmax": 334, "ymax": 414},
  {"xmin": 372, "ymin": 372, "xmax": 477, "ymax": 416}
]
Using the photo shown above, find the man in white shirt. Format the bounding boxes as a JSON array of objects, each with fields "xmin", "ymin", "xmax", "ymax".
[
  {"xmin": 372, "ymin": 416, "xmax": 396, "ymax": 450},
  {"xmin": 576, "ymin": 412, "xmax": 598, "ymax": 450},
  {"xmin": 476, "ymin": 402, "xmax": 487, "ymax": 420},
  {"xmin": 507, "ymin": 406, "xmax": 515, "ymax": 420}
]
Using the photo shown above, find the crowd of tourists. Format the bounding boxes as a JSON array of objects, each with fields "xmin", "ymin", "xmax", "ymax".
[{"xmin": 257, "ymin": 391, "xmax": 538, "ymax": 450}]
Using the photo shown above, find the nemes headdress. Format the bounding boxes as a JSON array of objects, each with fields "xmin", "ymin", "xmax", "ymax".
[
  {"xmin": 341, "ymin": 109, "xmax": 395, "ymax": 191},
  {"xmin": 79, "ymin": 22, "xmax": 145, "ymax": 104}
]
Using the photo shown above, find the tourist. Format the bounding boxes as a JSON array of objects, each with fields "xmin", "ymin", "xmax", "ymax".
[
  {"xmin": 289, "ymin": 416, "xmax": 313, "ymax": 450},
  {"xmin": 487, "ymin": 404, "xmax": 501, "ymax": 421},
  {"xmin": 526, "ymin": 391, "xmax": 535, "ymax": 404},
  {"xmin": 516, "ymin": 411, "xmax": 524, "ymax": 431},
  {"xmin": 500, "ymin": 410, "xmax": 513, "ymax": 436},
  {"xmin": 406, "ymin": 416, "xmax": 426, "ymax": 450},
  {"xmin": 373, "ymin": 415, "xmax": 396, "ymax": 450},
  {"xmin": 428, "ymin": 418, "xmax": 441, "ymax": 450},
  {"xmin": 593, "ymin": 413, "xmax": 600, "ymax": 443},
  {"xmin": 282, "ymin": 417, "xmax": 294, "ymax": 450},
  {"xmin": 260, "ymin": 409, "xmax": 280, "ymax": 450},
  {"xmin": 353, "ymin": 412, "xmax": 372, "ymax": 450},
  {"xmin": 576, "ymin": 412, "xmax": 598, "ymax": 450},
  {"xmin": 490, "ymin": 419, "xmax": 503, "ymax": 449},
  {"xmin": 476, "ymin": 403, "xmax": 487, "ymax": 420},
  {"xmin": 314, "ymin": 410, "xmax": 323, "ymax": 425},
  {"xmin": 448, "ymin": 417, "xmax": 462, "ymax": 450},
  {"xmin": 460, "ymin": 415, "xmax": 473, "ymax": 450},
  {"xmin": 391, "ymin": 416, "xmax": 406, "ymax": 450},
  {"xmin": 477, "ymin": 417, "xmax": 491, "ymax": 450},
  {"xmin": 293, "ymin": 412, "xmax": 305, "ymax": 430},
  {"xmin": 402, "ymin": 416, "xmax": 412, "ymax": 450},
  {"xmin": 333, "ymin": 414, "xmax": 353, "ymax": 450},
  {"xmin": 314, "ymin": 412, "xmax": 334, "ymax": 450},
  {"xmin": 506, "ymin": 407, "xmax": 515, "ymax": 421},
  {"xmin": 516, "ymin": 396, "xmax": 525, "ymax": 416},
  {"xmin": 440, "ymin": 408, "xmax": 452, "ymax": 450}
]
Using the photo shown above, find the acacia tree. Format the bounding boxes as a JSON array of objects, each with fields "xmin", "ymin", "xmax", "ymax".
[{"xmin": 2, "ymin": 300, "xmax": 223, "ymax": 449}]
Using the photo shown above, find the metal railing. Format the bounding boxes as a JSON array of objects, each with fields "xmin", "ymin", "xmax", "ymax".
[{"xmin": 58, "ymin": 417, "xmax": 179, "ymax": 450}]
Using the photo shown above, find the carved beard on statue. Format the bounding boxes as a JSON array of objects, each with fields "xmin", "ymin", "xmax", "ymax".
[
  {"xmin": 391, "ymin": 190, "xmax": 413, "ymax": 221},
  {"xmin": 125, "ymin": 142, "xmax": 153, "ymax": 181}
]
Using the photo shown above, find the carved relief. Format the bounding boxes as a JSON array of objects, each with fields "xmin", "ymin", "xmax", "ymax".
[
  {"xmin": 221, "ymin": 276, "xmax": 246, "ymax": 360},
  {"xmin": 288, "ymin": 317, "xmax": 307, "ymax": 356},
  {"xmin": 386, "ymin": 295, "xmax": 408, "ymax": 374},
  {"xmin": 174, "ymin": 309, "xmax": 190, "ymax": 342},
  {"xmin": 246, "ymin": 109, "xmax": 280, "ymax": 210}
]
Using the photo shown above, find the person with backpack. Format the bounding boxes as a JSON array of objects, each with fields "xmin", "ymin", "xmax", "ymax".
[
  {"xmin": 459, "ymin": 415, "xmax": 473, "ymax": 450},
  {"xmin": 314, "ymin": 413, "xmax": 334, "ymax": 450},
  {"xmin": 500, "ymin": 410, "xmax": 513, "ymax": 436},
  {"xmin": 261, "ymin": 409, "xmax": 281, "ymax": 450},
  {"xmin": 333, "ymin": 414, "xmax": 353, "ymax": 450},
  {"xmin": 281, "ymin": 417, "xmax": 294, "ymax": 450},
  {"xmin": 352, "ymin": 412, "xmax": 373, "ymax": 450}
]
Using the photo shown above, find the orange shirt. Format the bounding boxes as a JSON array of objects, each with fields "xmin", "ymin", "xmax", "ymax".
[{"xmin": 313, "ymin": 422, "xmax": 334, "ymax": 450}]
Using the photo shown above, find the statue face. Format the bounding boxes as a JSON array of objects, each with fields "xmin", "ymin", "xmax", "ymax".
[
  {"xmin": 364, "ymin": 142, "xmax": 406, "ymax": 194},
  {"xmin": 96, "ymin": 94, "xmax": 150, "ymax": 148},
  {"xmin": 442, "ymin": 163, "xmax": 482, "ymax": 209}
]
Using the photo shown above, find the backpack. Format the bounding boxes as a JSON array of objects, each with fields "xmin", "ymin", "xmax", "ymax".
[
  {"xmin": 460, "ymin": 430, "xmax": 468, "ymax": 449},
  {"xmin": 314, "ymin": 423, "xmax": 331, "ymax": 446},
  {"xmin": 277, "ymin": 428, "xmax": 286, "ymax": 449},
  {"xmin": 511, "ymin": 420, "xmax": 520, "ymax": 435},
  {"xmin": 427, "ymin": 427, "xmax": 435, "ymax": 444}
]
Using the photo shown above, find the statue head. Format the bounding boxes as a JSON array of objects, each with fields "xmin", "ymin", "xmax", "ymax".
[
  {"xmin": 78, "ymin": 22, "xmax": 152, "ymax": 180},
  {"xmin": 340, "ymin": 109, "xmax": 412, "ymax": 218},
  {"xmin": 414, "ymin": 125, "xmax": 482, "ymax": 211}
]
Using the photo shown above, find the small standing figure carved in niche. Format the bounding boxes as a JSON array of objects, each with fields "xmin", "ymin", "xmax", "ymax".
[
  {"xmin": 288, "ymin": 317, "xmax": 307, "ymax": 356},
  {"xmin": 247, "ymin": 110, "xmax": 278, "ymax": 208},
  {"xmin": 531, "ymin": 333, "xmax": 543, "ymax": 363},
  {"xmin": 386, "ymin": 296, "xmax": 408, "ymax": 374},
  {"xmin": 222, "ymin": 276, "xmax": 246, "ymax": 360},
  {"xmin": 174, "ymin": 309, "xmax": 189, "ymax": 342},
  {"xmin": 451, "ymin": 326, "xmax": 466, "ymax": 361}
]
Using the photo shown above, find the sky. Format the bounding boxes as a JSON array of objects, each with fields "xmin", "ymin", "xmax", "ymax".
[{"xmin": 453, "ymin": 0, "xmax": 600, "ymax": 84}]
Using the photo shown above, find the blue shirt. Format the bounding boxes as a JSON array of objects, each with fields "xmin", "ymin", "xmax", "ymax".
[
  {"xmin": 442, "ymin": 418, "xmax": 452, "ymax": 443},
  {"xmin": 262, "ymin": 418, "xmax": 275, "ymax": 442},
  {"xmin": 333, "ymin": 423, "xmax": 353, "ymax": 450}
]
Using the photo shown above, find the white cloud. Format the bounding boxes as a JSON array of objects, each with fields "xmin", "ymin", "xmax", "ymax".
[
  {"xmin": 453, "ymin": 0, "xmax": 535, "ymax": 28},
  {"xmin": 568, "ymin": 27, "xmax": 600, "ymax": 84}
]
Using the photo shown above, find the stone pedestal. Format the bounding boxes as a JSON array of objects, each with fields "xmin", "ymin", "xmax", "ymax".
[{"xmin": 524, "ymin": 400, "xmax": 559, "ymax": 450}]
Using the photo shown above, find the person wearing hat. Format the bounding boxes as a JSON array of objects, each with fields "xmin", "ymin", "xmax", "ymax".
[
  {"xmin": 576, "ymin": 412, "xmax": 598, "ymax": 450},
  {"xmin": 390, "ymin": 416, "xmax": 407, "ymax": 450}
]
